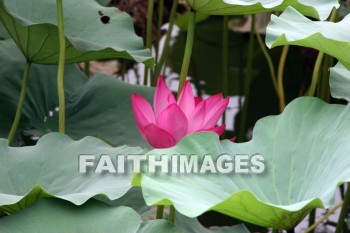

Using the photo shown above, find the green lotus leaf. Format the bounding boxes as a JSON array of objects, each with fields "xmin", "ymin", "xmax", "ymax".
[
  {"xmin": 339, "ymin": 3, "xmax": 350, "ymax": 19},
  {"xmin": 185, "ymin": 0, "xmax": 338, "ymax": 20},
  {"xmin": 175, "ymin": 11, "xmax": 210, "ymax": 31},
  {"xmin": 137, "ymin": 97, "xmax": 350, "ymax": 229},
  {"xmin": 0, "ymin": 39, "xmax": 87, "ymax": 141},
  {"xmin": 0, "ymin": 39, "xmax": 154, "ymax": 148},
  {"xmin": 0, "ymin": 199, "xmax": 181, "ymax": 233},
  {"xmin": 0, "ymin": 132, "xmax": 145, "ymax": 213},
  {"xmin": 209, "ymin": 225, "xmax": 250, "ymax": 233},
  {"xmin": 137, "ymin": 219, "xmax": 183, "ymax": 233},
  {"xmin": 266, "ymin": 7, "xmax": 350, "ymax": 70},
  {"xmin": 175, "ymin": 213, "xmax": 250, "ymax": 233},
  {"xmin": 94, "ymin": 187, "xmax": 150, "ymax": 214},
  {"xmin": 96, "ymin": 0, "xmax": 111, "ymax": 6},
  {"xmin": 65, "ymin": 73, "xmax": 154, "ymax": 148},
  {"xmin": 330, "ymin": 62, "xmax": 350, "ymax": 101},
  {"xmin": 0, "ymin": 20, "xmax": 9, "ymax": 39},
  {"xmin": 0, "ymin": 0, "xmax": 154, "ymax": 66}
]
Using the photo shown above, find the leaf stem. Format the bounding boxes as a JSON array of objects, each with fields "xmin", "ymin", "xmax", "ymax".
[
  {"xmin": 222, "ymin": 15, "xmax": 229, "ymax": 98},
  {"xmin": 307, "ymin": 51, "xmax": 324, "ymax": 97},
  {"xmin": 237, "ymin": 14, "xmax": 255, "ymax": 142},
  {"xmin": 144, "ymin": 0, "xmax": 155, "ymax": 86},
  {"xmin": 319, "ymin": 54, "xmax": 333, "ymax": 102},
  {"xmin": 156, "ymin": 205, "xmax": 164, "ymax": 219},
  {"xmin": 56, "ymin": 0, "xmax": 66, "ymax": 133},
  {"xmin": 168, "ymin": 205, "xmax": 175, "ymax": 224},
  {"xmin": 154, "ymin": 0, "xmax": 178, "ymax": 80},
  {"xmin": 121, "ymin": 61, "xmax": 126, "ymax": 81},
  {"xmin": 307, "ymin": 209, "xmax": 316, "ymax": 233},
  {"xmin": 177, "ymin": 10, "xmax": 196, "ymax": 98},
  {"xmin": 255, "ymin": 26, "xmax": 278, "ymax": 95},
  {"xmin": 8, "ymin": 62, "xmax": 31, "ymax": 145},
  {"xmin": 277, "ymin": 45, "xmax": 289, "ymax": 112},
  {"xmin": 305, "ymin": 201, "xmax": 343, "ymax": 233},
  {"xmin": 335, "ymin": 184, "xmax": 350, "ymax": 233},
  {"xmin": 307, "ymin": 8, "xmax": 337, "ymax": 98},
  {"xmin": 84, "ymin": 61, "xmax": 90, "ymax": 77},
  {"xmin": 155, "ymin": 0, "xmax": 164, "ymax": 63},
  {"xmin": 222, "ymin": 15, "xmax": 229, "ymax": 138}
]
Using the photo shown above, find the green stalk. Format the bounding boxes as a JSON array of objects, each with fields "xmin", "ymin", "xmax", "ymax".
[
  {"xmin": 307, "ymin": 209, "xmax": 316, "ymax": 233},
  {"xmin": 168, "ymin": 205, "xmax": 175, "ymax": 224},
  {"xmin": 162, "ymin": 55, "xmax": 169, "ymax": 77},
  {"xmin": 155, "ymin": 0, "xmax": 164, "ymax": 63},
  {"xmin": 154, "ymin": 0, "xmax": 178, "ymax": 80},
  {"xmin": 305, "ymin": 201, "xmax": 343, "ymax": 233},
  {"xmin": 237, "ymin": 14, "xmax": 255, "ymax": 142},
  {"xmin": 255, "ymin": 25, "xmax": 278, "ymax": 94},
  {"xmin": 121, "ymin": 61, "xmax": 126, "ymax": 81},
  {"xmin": 222, "ymin": 15, "xmax": 229, "ymax": 98},
  {"xmin": 84, "ymin": 61, "xmax": 90, "ymax": 77},
  {"xmin": 144, "ymin": 0, "xmax": 155, "ymax": 86},
  {"xmin": 277, "ymin": 45, "xmax": 289, "ymax": 112},
  {"xmin": 335, "ymin": 184, "xmax": 350, "ymax": 233},
  {"xmin": 8, "ymin": 62, "xmax": 31, "ymax": 145},
  {"xmin": 177, "ymin": 10, "xmax": 196, "ymax": 97},
  {"xmin": 56, "ymin": 0, "xmax": 66, "ymax": 133},
  {"xmin": 222, "ymin": 15, "xmax": 229, "ymax": 138},
  {"xmin": 319, "ymin": 54, "xmax": 330, "ymax": 101},
  {"xmin": 321, "ymin": 55, "xmax": 334, "ymax": 101},
  {"xmin": 308, "ymin": 8, "xmax": 337, "ymax": 98},
  {"xmin": 156, "ymin": 205, "xmax": 164, "ymax": 219},
  {"xmin": 307, "ymin": 51, "xmax": 324, "ymax": 97}
]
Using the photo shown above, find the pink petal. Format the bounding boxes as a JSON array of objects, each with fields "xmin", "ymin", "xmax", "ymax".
[
  {"xmin": 204, "ymin": 94, "xmax": 222, "ymax": 112},
  {"xmin": 131, "ymin": 93, "xmax": 156, "ymax": 138},
  {"xmin": 177, "ymin": 81, "xmax": 195, "ymax": 118},
  {"xmin": 203, "ymin": 97, "xmax": 229, "ymax": 129},
  {"xmin": 187, "ymin": 101, "xmax": 206, "ymax": 133},
  {"xmin": 135, "ymin": 123, "xmax": 148, "ymax": 141},
  {"xmin": 230, "ymin": 137, "xmax": 236, "ymax": 142},
  {"xmin": 153, "ymin": 76, "xmax": 176, "ymax": 118},
  {"xmin": 200, "ymin": 124, "xmax": 226, "ymax": 136},
  {"xmin": 194, "ymin": 96, "xmax": 203, "ymax": 106},
  {"xmin": 157, "ymin": 104, "xmax": 188, "ymax": 143},
  {"xmin": 144, "ymin": 124, "xmax": 176, "ymax": 148}
]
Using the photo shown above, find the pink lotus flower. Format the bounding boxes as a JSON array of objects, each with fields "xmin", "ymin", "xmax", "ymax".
[{"xmin": 131, "ymin": 77, "xmax": 229, "ymax": 148}]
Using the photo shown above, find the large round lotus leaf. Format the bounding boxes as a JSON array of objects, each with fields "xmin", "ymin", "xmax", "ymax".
[
  {"xmin": 136, "ymin": 97, "xmax": 350, "ymax": 229},
  {"xmin": 0, "ymin": 0, "xmax": 153, "ymax": 66},
  {"xmin": 0, "ymin": 39, "xmax": 154, "ymax": 148},
  {"xmin": 94, "ymin": 187, "xmax": 150, "ymax": 215},
  {"xmin": 0, "ymin": 132, "xmax": 145, "ymax": 213},
  {"xmin": 65, "ymin": 74, "xmax": 154, "ymax": 148},
  {"xmin": 330, "ymin": 62, "xmax": 350, "ymax": 101},
  {"xmin": 0, "ymin": 199, "xmax": 182, "ymax": 233},
  {"xmin": 137, "ymin": 219, "xmax": 183, "ymax": 233},
  {"xmin": 175, "ymin": 11, "xmax": 210, "ymax": 31},
  {"xmin": 175, "ymin": 213, "xmax": 250, "ymax": 233},
  {"xmin": 0, "ymin": 20, "xmax": 9, "ymax": 39},
  {"xmin": 96, "ymin": 0, "xmax": 110, "ymax": 6},
  {"xmin": 0, "ymin": 39, "xmax": 86, "ymax": 141},
  {"xmin": 266, "ymin": 7, "xmax": 350, "ymax": 70},
  {"xmin": 185, "ymin": 0, "xmax": 338, "ymax": 20}
]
